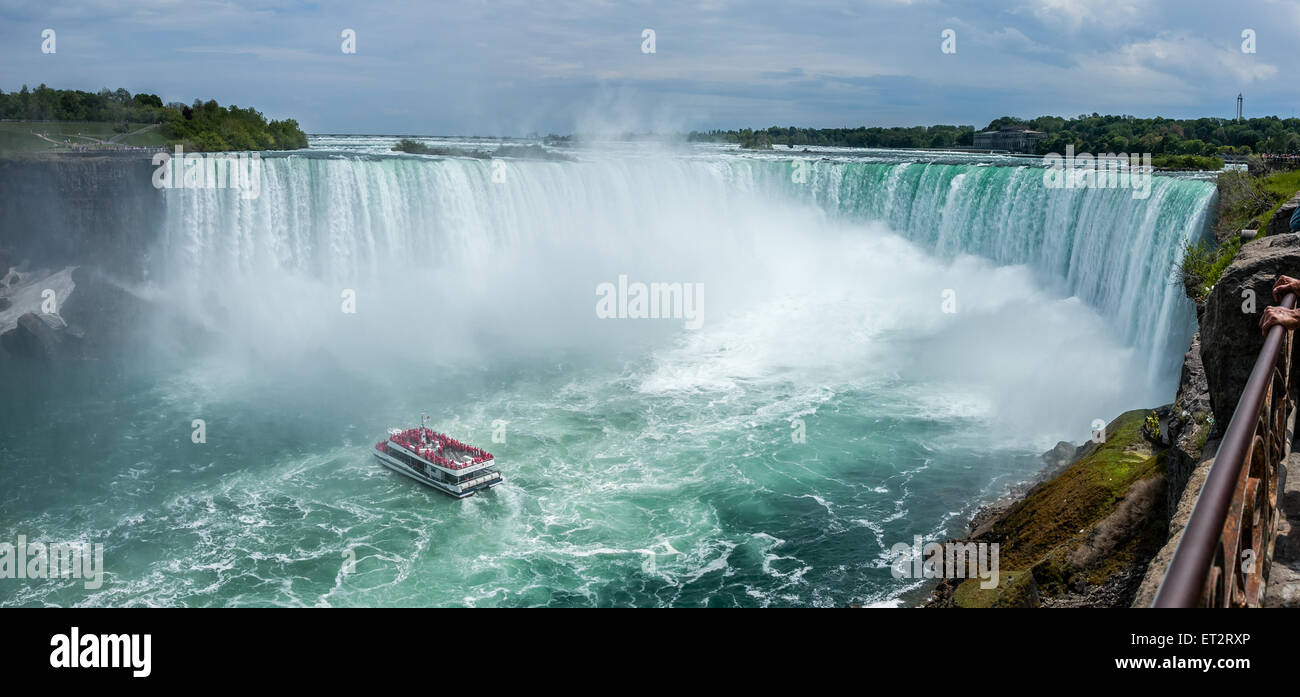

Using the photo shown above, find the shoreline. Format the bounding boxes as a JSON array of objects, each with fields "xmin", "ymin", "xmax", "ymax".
[{"xmin": 889, "ymin": 426, "xmax": 1156, "ymax": 608}]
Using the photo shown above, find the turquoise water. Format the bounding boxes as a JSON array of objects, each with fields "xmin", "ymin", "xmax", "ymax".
[
  {"xmin": 0, "ymin": 356, "xmax": 1043, "ymax": 607},
  {"xmin": 0, "ymin": 140, "xmax": 1215, "ymax": 607}
]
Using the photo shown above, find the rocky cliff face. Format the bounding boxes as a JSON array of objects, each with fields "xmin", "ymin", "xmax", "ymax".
[
  {"xmin": 0, "ymin": 153, "xmax": 163, "ymax": 281},
  {"xmin": 1200, "ymin": 233, "xmax": 1300, "ymax": 429},
  {"xmin": 0, "ymin": 154, "xmax": 178, "ymax": 361},
  {"xmin": 0, "ymin": 265, "xmax": 211, "ymax": 361},
  {"xmin": 1129, "ymin": 235, "xmax": 1300, "ymax": 605},
  {"xmin": 1130, "ymin": 332, "xmax": 1217, "ymax": 607},
  {"xmin": 1161, "ymin": 334, "xmax": 1212, "ymax": 512}
]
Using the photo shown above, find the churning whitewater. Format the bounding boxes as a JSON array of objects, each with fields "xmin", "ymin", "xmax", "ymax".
[{"xmin": 0, "ymin": 139, "xmax": 1215, "ymax": 607}]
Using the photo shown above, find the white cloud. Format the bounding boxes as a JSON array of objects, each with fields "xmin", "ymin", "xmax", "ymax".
[
  {"xmin": 1022, "ymin": 0, "xmax": 1153, "ymax": 31},
  {"xmin": 1263, "ymin": 0, "xmax": 1300, "ymax": 31},
  {"xmin": 1086, "ymin": 34, "xmax": 1277, "ymax": 87},
  {"xmin": 984, "ymin": 26, "xmax": 1056, "ymax": 54}
]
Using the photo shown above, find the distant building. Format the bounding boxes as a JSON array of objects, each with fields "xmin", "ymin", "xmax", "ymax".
[{"xmin": 972, "ymin": 125, "xmax": 1046, "ymax": 153}]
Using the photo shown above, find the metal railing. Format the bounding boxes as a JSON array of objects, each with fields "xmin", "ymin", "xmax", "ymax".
[
  {"xmin": 456, "ymin": 470, "xmax": 501, "ymax": 492},
  {"xmin": 1153, "ymin": 293, "xmax": 1295, "ymax": 606}
]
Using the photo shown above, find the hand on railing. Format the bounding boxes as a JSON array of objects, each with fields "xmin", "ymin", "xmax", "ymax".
[
  {"xmin": 1273, "ymin": 275, "xmax": 1300, "ymax": 302},
  {"xmin": 1259, "ymin": 305, "xmax": 1300, "ymax": 335}
]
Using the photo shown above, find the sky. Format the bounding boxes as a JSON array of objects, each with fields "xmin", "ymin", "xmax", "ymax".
[{"xmin": 0, "ymin": 0, "xmax": 1295, "ymax": 136}]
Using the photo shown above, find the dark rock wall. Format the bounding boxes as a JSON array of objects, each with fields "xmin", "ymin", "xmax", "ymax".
[
  {"xmin": 1163, "ymin": 334, "xmax": 1211, "ymax": 513},
  {"xmin": 1200, "ymin": 233, "xmax": 1300, "ymax": 428},
  {"xmin": 0, "ymin": 154, "xmax": 164, "ymax": 281}
]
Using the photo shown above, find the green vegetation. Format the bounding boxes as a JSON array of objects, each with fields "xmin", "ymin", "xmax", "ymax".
[
  {"xmin": 0, "ymin": 84, "xmax": 306, "ymax": 153},
  {"xmin": 1177, "ymin": 237, "xmax": 1243, "ymax": 302},
  {"xmin": 993, "ymin": 410, "xmax": 1162, "ymax": 571},
  {"xmin": 391, "ymin": 139, "xmax": 489, "ymax": 158},
  {"xmin": 1151, "ymin": 154, "xmax": 1224, "ymax": 171},
  {"xmin": 1142, "ymin": 411, "xmax": 1161, "ymax": 441},
  {"xmin": 1257, "ymin": 169, "xmax": 1300, "ymax": 229},
  {"xmin": 1195, "ymin": 414, "xmax": 1213, "ymax": 452},
  {"xmin": 0, "ymin": 84, "xmax": 166, "ymax": 123},
  {"xmin": 737, "ymin": 130, "xmax": 774, "ymax": 150},
  {"xmin": 1217, "ymin": 168, "xmax": 1279, "ymax": 235},
  {"xmin": 952, "ymin": 570, "xmax": 1033, "ymax": 608},
  {"xmin": 164, "ymin": 99, "xmax": 306, "ymax": 151},
  {"xmin": 1176, "ymin": 167, "xmax": 1300, "ymax": 301},
  {"xmin": 690, "ymin": 124, "xmax": 976, "ymax": 149},
  {"xmin": 692, "ymin": 114, "xmax": 1300, "ymax": 155},
  {"xmin": 993, "ymin": 114, "xmax": 1288, "ymax": 156}
]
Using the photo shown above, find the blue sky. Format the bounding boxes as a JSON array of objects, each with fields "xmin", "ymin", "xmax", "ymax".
[{"xmin": 0, "ymin": 0, "xmax": 1294, "ymax": 135}]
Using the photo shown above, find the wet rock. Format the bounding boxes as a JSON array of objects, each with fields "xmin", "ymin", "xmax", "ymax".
[
  {"xmin": 58, "ymin": 267, "xmax": 146, "ymax": 358},
  {"xmin": 0, "ymin": 266, "xmax": 75, "ymax": 337},
  {"xmin": 0, "ymin": 312, "xmax": 80, "ymax": 360},
  {"xmin": 1042, "ymin": 441, "xmax": 1076, "ymax": 473},
  {"xmin": 57, "ymin": 266, "xmax": 215, "ymax": 360},
  {"xmin": 0, "ymin": 156, "xmax": 162, "ymax": 281}
]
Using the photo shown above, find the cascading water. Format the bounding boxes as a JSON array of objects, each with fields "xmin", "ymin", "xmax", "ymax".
[
  {"xmin": 776, "ymin": 159, "xmax": 1213, "ymax": 379},
  {"xmin": 1, "ymin": 141, "xmax": 1217, "ymax": 607},
  {"xmin": 158, "ymin": 151, "xmax": 1211, "ymax": 381}
]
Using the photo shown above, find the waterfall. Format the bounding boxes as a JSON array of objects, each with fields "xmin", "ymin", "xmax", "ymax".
[
  {"xmin": 158, "ymin": 151, "xmax": 1214, "ymax": 380},
  {"xmin": 777, "ymin": 160, "xmax": 1215, "ymax": 378}
]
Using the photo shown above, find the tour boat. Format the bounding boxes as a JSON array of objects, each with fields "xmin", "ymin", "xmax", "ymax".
[{"xmin": 373, "ymin": 421, "xmax": 502, "ymax": 498}]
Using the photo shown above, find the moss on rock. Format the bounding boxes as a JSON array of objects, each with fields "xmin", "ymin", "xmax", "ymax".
[
  {"xmin": 953, "ymin": 570, "xmax": 1039, "ymax": 608},
  {"xmin": 926, "ymin": 408, "xmax": 1171, "ymax": 607}
]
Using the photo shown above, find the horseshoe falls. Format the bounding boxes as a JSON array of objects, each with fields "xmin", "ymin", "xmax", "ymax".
[{"xmin": 0, "ymin": 141, "xmax": 1216, "ymax": 607}]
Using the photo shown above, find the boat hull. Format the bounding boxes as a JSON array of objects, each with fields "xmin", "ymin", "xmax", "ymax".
[{"xmin": 373, "ymin": 449, "xmax": 502, "ymax": 499}]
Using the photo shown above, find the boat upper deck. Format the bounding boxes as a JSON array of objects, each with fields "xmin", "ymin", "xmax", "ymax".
[{"xmin": 380, "ymin": 427, "xmax": 495, "ymax": 474}]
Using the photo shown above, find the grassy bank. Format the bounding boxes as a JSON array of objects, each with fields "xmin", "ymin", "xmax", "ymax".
[
  {"xmin": 929, "ymin": 410, "xmax": 1169, "ymax": 607},
  {"xmin": 0, "ymin": 121, "xmax": 168, "ymax": 153}
]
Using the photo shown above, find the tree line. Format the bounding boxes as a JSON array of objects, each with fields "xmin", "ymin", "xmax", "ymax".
[
  {"xmin": 0, "ymin": 84, "xmax": 307, "ymax": 151},
  {"xmin": 687, "ymin": 125, "xmax": 974, "ymax": 150},
  {"xmin": 1008, "ymin": 114, "xmax": 1298, "ymax": 156},
  {"xmin": 690, "ymin": 114, "xmax": 1300, "ymax": 155}
]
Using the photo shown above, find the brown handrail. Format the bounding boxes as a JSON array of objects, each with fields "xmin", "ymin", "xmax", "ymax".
[{"xmin": 1153, "ymin": 292, "xmax": 1296, "ymax": 606}]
